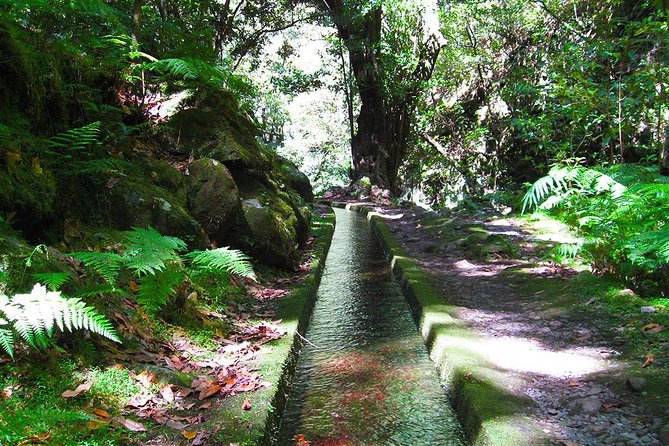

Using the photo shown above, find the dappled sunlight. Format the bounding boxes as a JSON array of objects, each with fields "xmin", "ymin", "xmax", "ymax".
[{"xmin": 429, "ymin": 327, "xmax": 614, "ymax": 378}]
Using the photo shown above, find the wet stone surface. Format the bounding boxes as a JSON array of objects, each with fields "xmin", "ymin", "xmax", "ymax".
[{"xmin": 277, "ymin": 209, "xmax": 464, "ymax": 445}]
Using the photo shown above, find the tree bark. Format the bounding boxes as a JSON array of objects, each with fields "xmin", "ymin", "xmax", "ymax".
[
  {"xmin": 132, "ymin": 0, "xmax": 143, "ymax": 45},
  {"xmin": 323, "ymin": 1, "xmax": 440, "ymax": 190}
]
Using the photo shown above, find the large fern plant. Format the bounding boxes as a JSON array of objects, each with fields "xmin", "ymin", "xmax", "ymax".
[
  {"xmin": 71, "ymin": 227, "xmax": 255, "ymax": 314},
  {"xmin": 0, "ymin": 284, "xmax": 120, "ymax": 358},
  {"xmin": 523, "ymin": 163, "xmax": 669, "ymax": 293}
]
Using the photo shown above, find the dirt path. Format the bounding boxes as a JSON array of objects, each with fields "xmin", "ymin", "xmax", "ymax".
[{"xmin": 337, "ymin": 200, "xmax": 669, "ymax": 446}]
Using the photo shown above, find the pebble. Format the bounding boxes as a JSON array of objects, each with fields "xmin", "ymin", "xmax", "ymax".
[
  {"xmin": 627, "ymin": 377, "xmax": 647, "ymax": 392},
  {"xmin": 640, "ymin": 306, "xmax": 657, "ymax": 313},
  {"xmin": 571, "ymin": 396, "xmax": 602, "ymax": 414}
]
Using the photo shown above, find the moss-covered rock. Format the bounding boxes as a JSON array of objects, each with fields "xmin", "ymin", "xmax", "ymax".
[
  {"xmin": 275, "ymin": 157, "xmax": 314, "ymax": 203},
  {"xmin": 105, "ymin": 177, "xmax": 207, "ymax": 249},
  {"xmin": 226, "ymin": 176, "xmax": 301, "ymax": 268},
  {"xmin": 142, "ymin": 157, "xmax": 186, "ymax": 204},
  {"xmin": 161, "ymin": 92, "xmax": 273, "ymax": 171},
  {"xmin": 0, "ymin": 165, "xmax": 57, "ymax": 238},
  {"xmin": 186, "ymin": 158, "xmax": 240, "ymax": 242}
]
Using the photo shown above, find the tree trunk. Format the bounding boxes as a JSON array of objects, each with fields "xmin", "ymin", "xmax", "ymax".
[
  {"xmin": 324, "ymin": 1, "xmax": 440, "ymax": 190},
  {"xmin": 132, "ymin": 0, "xmax": 143, "ymax": 45}
]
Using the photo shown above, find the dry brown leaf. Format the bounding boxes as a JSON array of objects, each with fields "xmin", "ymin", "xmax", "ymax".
[
  {"xmin": 198, "ymin": 402, "xmax": 212, "ymax": 410},
  {"xmin": 193, "ymin": 432, "xmax": 211, "ymax": 445},
  {"xmin": 166, "ymin": 419, "xmax": 187, "ymax": 430},
  {"xmin": 160, "ymin": 384, "xmax": 175, "ymax": 402},
  {"xmin": 93, "ymin": 408, "xmax": 110, "ymax": 419},
  {"xmin": 127, "ymin": 394, "xmax": 152, "ymax": 408},
  {"xmin": 641, "ymin": 323, "xmax": 665, "ymax": 334},
  {"xmin": 113, "ymin": 417, "xmax": 147, "ymax": 432},
  {"xmin": 642, "ymin": 354, "xmax": 655, "ymax": 368},
  {"xmin": 241, "ymin": 397, "xmax": 252, "ymax": 410},
  {"xmin": 198, "ymin": 384, "xmax": 221, "ymax": 400},
  {"xmin": 136, "ymin": 370, "xmax": 158, "ymax": 387},
  {"xmin": 62, "ymin": 382, "xmax": 92, "ymax": 398}
]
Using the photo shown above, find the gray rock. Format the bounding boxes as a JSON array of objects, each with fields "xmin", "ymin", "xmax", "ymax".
[
  {"xmin": 640, "ymin": 306, "xmax": 657, "ymax": 313},
  {"xmin": 570, "ymin": 395, "xmax": 602, "ymax": 414},
  {"xmin": 627, "ymin": 377, "xmax": 647, "ymax": 392}
]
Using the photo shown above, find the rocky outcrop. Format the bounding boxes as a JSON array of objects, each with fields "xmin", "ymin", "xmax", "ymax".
[{"xmin": 186, "ymin": 158, "xmax": 240, "ymax": 242}]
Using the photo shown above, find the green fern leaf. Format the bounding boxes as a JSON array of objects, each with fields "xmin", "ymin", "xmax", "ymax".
[
  {"xmin": 135, "ymin": 269, "xmax": 185, "ymax": 314},
  {"xmin": 32, "ymin": 272, "xmax": 71, "ymax": 291},
  {"xmin": 0, "ymin": 284, "xmax": 120, "ymax": 358},
  {"xmin": 70, "ymin": 252, "xmax": 123, "ymax": 285},
  {"xmin": 123, "ymin": 227, "xmax": 186, "ymax": 276},
  {"xmin": 186, "ymin": 247, "xmax": 256, "ymax": 281}
]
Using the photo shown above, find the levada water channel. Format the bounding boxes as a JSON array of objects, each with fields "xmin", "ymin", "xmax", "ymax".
[{"xmin": 276, "ymin": 208, "xmax": 465, "ymax": 445}]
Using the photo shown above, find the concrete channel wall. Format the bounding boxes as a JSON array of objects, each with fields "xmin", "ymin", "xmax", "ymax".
[{"xmin": 329, "ymin": 202, "xmax": 546, "ymax": 446}]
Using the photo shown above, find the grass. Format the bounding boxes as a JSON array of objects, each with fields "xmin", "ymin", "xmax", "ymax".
[{"xmin": 0, "ymin": 358, "xmax": 141, "ymax": 446}]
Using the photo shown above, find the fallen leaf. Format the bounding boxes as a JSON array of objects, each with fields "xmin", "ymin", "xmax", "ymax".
[
  {"xmin": 127, "ymin": 394, "xmax": 152, "ymax": 408},
  {"xmin": 113, "ymin": 417, "xmax": 147, "ymax": 432},
  {"xmin": 198, "ymin": 384, "xmax": 221, "ymax": 400},
  {"xmin": 567, "ymin": 379, "xmax": 580, "ymax": 387},
  {"xmin": 136, "ymin": 370, "xmax": 158, "ymax": 387},
  {"xmin": 166, "ymin": 419, "xmax": 188, "ymax": 430},
  {"xmin": 241, "ymin": 397, "xmax": 252, "ymax": 410},
  {"xmin": 183, "ymin": 431, "xmax": 198, "ymax": 440},
  {"xmin": 86, "ymin": 420, "xmax": 104, "ymax": 429},
  {"xmin": 93, "ymin": 408, "xmax": 110, "ymax": 419},
  {"xmin": 641, "ymin": 323, "xmax": 665, "ymax": 334},
  {"xmin": 198, "ymin": 402, "xmax": 212, "ymax": 410},
  {"xmin": 160, "ymin": 384, "xmax": 175, "ymax": 402},
  {"xmin": 62, "ymin": 382, "xmax": 92, "ymax": 398},
  {"xmin": 642, "ymin": 354, "xmax": 655, "ymax": 368},
  {"xmin": 193, "ymin": 432, "xmax": 211, "ymax": 445}
]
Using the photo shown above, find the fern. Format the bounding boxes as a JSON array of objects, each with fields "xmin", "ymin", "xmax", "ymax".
[
  {"xmin": 70, "ymin": 252, "xmax": 123, "ymax": 285},
  {"xmin": 135, "ymin": 269, "xmax": 185, "ymax": 315},
  {"xmin": 551, "ymin": 242, "xmax": 583, "ymax": 261},
  {"xmin": 186, "ymin": 247, "xmax": 256, "ymax": 281},
  {"xmin": 0, "ymin": 284, "xmax": 120, "ymax": 358},
  {"xmin": 45, "ymin": 122, "xmax": 102, "ymax": 159},
  {"xmin": 123, "ymin": 227, "xmax": 186, "ymax": 276},
  {"xmin": 32, "ymin": 272, "xmax": 71, "ymax": 291}
]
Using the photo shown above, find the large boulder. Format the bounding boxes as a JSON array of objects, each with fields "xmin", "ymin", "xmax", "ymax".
[
  {"xmin": 186, "ymin": 158, "xmax": 240, "ymax": 242},
  {"xmin": 275, "ymin": 157, "xmax": 314, "ymax": 203},
  {"xmin": 226, "ymin": 176, "xmax": 302, "ymax": 268},
  {"xmin": 160, "ymin": 92, "xmax": 273, "ymax": 171},
  {"xmin": 105, "ymin": 177, "xmax": 207, "ymax": 249}
]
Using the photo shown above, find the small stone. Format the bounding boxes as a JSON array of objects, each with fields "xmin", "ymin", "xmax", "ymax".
[
  {"xmin": 627, "ymin": 377, "xmax": 647, "ymax": 392},
  {"xmin": 659, "ymin": 426, "xmax": 669, "ymax": 445},
  {"xmin": 570, "ymin": 395, "xmax": 602, "ymax": 414},
  {"xmin": 549, "ymin": 320, "xmax": 563, "ymax": 329},
  {"xmin": 640, "ymin": 306, "xmax": 657, "ymax": 313},
  {"xmin": 619, "ymin": 289, "xmax": 635, "ymax": 296}
]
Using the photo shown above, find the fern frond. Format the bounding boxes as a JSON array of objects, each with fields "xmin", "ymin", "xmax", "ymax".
[
  {"xmin": 186, "ymin": 247, "xmax": 256, "ymax": 281},
  {"xmin": 0, "ymin": 285, "xmax": 120, "ymax": 358},
  {"xmin": 551, "ymin": 242, "xmax": 583, "ymax": 260},
  {"xmin": 135, "ymin": 269, "xmax": 185, "ymax": 314},
  {"xmin": 46, "ymin": 122, "xmax": 102, "ymax": 155},
  {"xmin": 32, "ymin": 272, "xmax": 71, "ymax": 291},
  {"xmin": 123, "ymin": 227, "xmax": 186, "ymax": 276},
  {"xmin": 627, "ymin": 229, "xmax": 669, "ymax": 265},
  {"xmin": 70, "ymin": 252, "xmax": 123, "ymax": 285}
]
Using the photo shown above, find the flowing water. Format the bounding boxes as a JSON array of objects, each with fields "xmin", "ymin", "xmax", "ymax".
[{"xmin": 276, "ymin": 208, "xmax": 464, "ymax": 446}]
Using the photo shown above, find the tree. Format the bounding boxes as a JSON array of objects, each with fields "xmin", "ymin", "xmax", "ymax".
[{"xmin": 317, "ymin": 0, "xmax": 442, "ymax": 190}]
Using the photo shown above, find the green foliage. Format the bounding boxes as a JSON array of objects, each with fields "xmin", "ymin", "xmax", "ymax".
[
  {"xmin": 186, "ymin": 247, "xmax": 256, "ymax": 281},
  {"xmin": 523, "ymin": 163, "xmax": 669, "ymax": 294},
  {"xmin": 31, "ymin": 272, "xmax": 71, "ymax": 291},
  {"xmin": 123, "ymin": 227, "xmax": 186, "ymax": 276},
  {"xmin": 0, "ymin": 284, "xmax": 120, "ymax": 358},
  {"xmin": 71, "ymin": 227, "xmax": 255, "ymax": 314}
]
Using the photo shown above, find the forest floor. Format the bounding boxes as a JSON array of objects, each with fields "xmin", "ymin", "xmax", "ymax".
[
  {"xmin": 334, "ymin": 199, "xmax": 669, "ymax": 446},
  {"xmin": 0, "ymin": 207, "xmax": 334, "ymax": 446}
]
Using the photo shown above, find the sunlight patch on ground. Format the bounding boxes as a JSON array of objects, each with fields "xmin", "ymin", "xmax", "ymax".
[{"xmin": 434, "ymin": 333, "xmax": 612, "ymax": 378}]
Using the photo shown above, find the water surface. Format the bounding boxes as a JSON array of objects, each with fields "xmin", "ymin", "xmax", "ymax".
[{"xmin": 277, "ymin": 209, "xmax": 464, "ymax": 445}]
